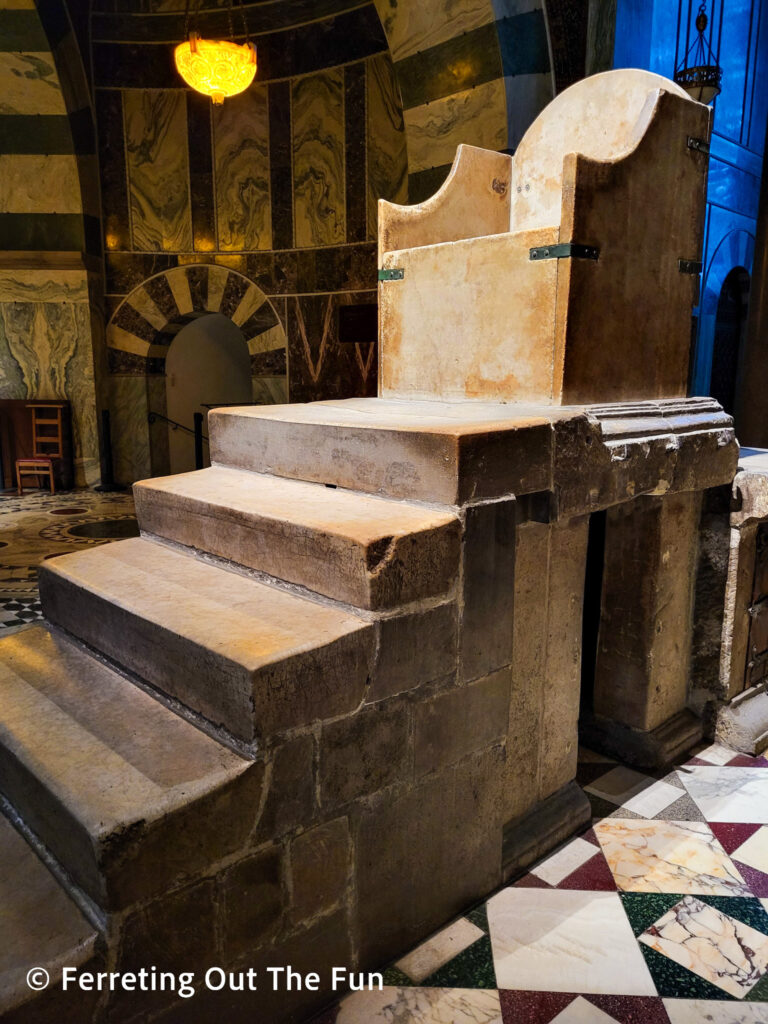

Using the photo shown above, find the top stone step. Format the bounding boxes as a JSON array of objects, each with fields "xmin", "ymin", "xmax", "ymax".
[{"xmin": 208, "ymin": 398, "xmax": 560, "ymax": 505}]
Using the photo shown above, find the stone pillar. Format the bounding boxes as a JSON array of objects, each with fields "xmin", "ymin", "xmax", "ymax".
[
  {"xmin": 502, "ymin": 514, "xmax": 591, "ymax": 878},
  {"xmin": 584, "ymin": 491, "xmax": 704, "ymax": 766}
]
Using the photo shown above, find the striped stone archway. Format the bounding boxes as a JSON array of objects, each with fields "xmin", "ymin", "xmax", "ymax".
[
  {"xmin": 107, "ymin": 264, "xmax": 286, "ymax": 377},
  {"xmin": 107, "ymin": 264, "xmax": 286, "ymax": 485}
]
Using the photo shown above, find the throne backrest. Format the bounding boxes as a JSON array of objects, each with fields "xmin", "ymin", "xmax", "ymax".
[{"xmin": 378, "ymin": 69, "xmax": 712, "ymax": 405}]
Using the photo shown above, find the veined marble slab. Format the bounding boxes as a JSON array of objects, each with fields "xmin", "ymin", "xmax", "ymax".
[
  {"xmin": 681, "ymin": 767, "xmax": 768, "ymax": 823},
  {"xmin": 373, "ymin": 0, "xmax": 495, "ymax": 62},
  {"xmin": 0, "ymin": 155, "xmax": 80, "ymax": 214},
  {"xmin": 0, "ymin": 269, "xmax": 88, "ymax": 304},
  {"xmin": 214, "ymin": 85, "xmax": 271, "ymax": 251},
  {"xmin": 641, "ymin": 895, "xmax": 768, "ymax": 998},
  {"xmin": 336, "ymin": 987, "xmax": 502, "ymax": 1023},
  {"xmin": 293, "ymin": 70, "xmax": 346, "ymax": 247},
  {"xmin": 0, "ymin": 52, "xmax": 66, "ymax": 115},
  {"xmin": 124, "ymin": 89, "xmax": 192, "ymax": 252},
  {"xmin": 487, "ymin": 889, "xmax": 656, "ymax": 995},
  {"xmin": 367, "ymin": 52, "xmax": 408, "ymax": 240},
  {"xmin": 404, "ymin": 78, "xmax": 507, "ymax": 172},
  {"xmin": 0, "ymin": 300, "xmax": 98, "ymax": 487},
  {"xmin": 664, "ymin": 1001, "xmax": 768, "ymax": 1024},
  {"xmin": 594, "ymin": 819, "xmax": 749, "ymax": 896}
]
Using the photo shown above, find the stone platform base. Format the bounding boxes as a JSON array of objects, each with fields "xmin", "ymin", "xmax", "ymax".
[
  {"xmin": 502, "ymin": 781, "xmax": 591, "ymax": 880},
  {"xmin": 579, "ymin": 709, "xmax": 704, "ymax": 770},
  {"xmin": 716, "ymin": 685, "xmax": 768, "ymax": 755}
]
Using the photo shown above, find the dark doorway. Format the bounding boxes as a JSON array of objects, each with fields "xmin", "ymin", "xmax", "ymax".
[
  {"xmin": 710, "ymin": 266, "xmax": 750, "ymax": 416},
  {"xmin": 580, "ymin": 509, "xmax": 607, "ymax": 713}
]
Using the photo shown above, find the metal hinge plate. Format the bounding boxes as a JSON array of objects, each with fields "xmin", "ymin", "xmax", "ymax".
[
  {"xmin": 378, "ymin": 268, "xmax": 404, "ymax": 281},
  {"xmin": 687, "ymin": 136, "xmax": 710, "ymax": 155},
  {"xmin": 529, "ymin": 243, "xmax": 600, "ymax": 262},
  {"xmin": 679, "ymin": 259, "xmax": 703, "ymax": 274}
]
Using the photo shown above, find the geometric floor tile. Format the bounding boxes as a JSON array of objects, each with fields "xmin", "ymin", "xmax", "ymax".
[
  {"xmin": 487, "ymin": 889, "xmax": 656, "ymax": 995},
  {"xmin": 732, "ymin": 827, "xmax": 768, "ymax": 874},
  {"xmin": 639, "ymin": 895, "xmax": 768, "ymax": 998},
  {"xmin": 663, "ymin": 999, "xmax": 768, "ymax": 1022},
  {"xmin": 680, "ymin": 768, "xmax": 768, "ymax": 823},
  {"xmin": 334, "ymin": 987, "xmax": 503, "ymax": 1023},
  {"xmin": 532, "ymin": 838, "xmax": 603, "ymax": 886},
  {"xmin": 549, "ymin": 996, "xmax": 622, "ymax": 1022},
  {"xmin": 420, "ymin": 935, "xmax": 497, "ymax": 989},
  {"xmin": 593, "ymin": 819, "xmax": 750, "ymax": 895},
  {"xmin": 585, "ymin": 767, "xmax": 684, "ymax": 818},
  {"xmin": 694, "ymin": 744, "xmax": 747, "ymax": 766},
  {"xmin": 709, "ymin": 823, "xmax": 763, "ymax": 855},
  {"xmin": 498, "ymin": 992, "xmax": 672, "ymax": 1024},
  {"xmin": 734, "ymin": 862, "xmax": 768, "ymax": 898},
  {"xmin": 394, "ymin": 917, "xmax": 485, "ymax": 982}
]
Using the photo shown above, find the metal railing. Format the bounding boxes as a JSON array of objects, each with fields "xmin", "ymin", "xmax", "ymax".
[{"xmin": 148, "ymin": 411, "xmax": 209, "ymax": 470}]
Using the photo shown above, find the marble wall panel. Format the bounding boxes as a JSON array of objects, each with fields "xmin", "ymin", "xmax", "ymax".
[
  {"xmin": 123, "ymin": 89, "xmax": 192, "ymax": 252},
  {"xmin": 0, "ymin": 269, "xmax": 88, "ymax": 303},
  {"xmin": 0, "ymin": 52, "xmax": 66, "ymax": 115},
  {"xmin": 504, "ymin": 71, "xmax": 553, "ymax": 150},
  {"xmin": 214, "ymin": 84, "xmax": 272, "ymax": 252},
  {"xmin": 373, "ymin": 0, "xmax": 496, "ymax": 62},
  {"xmin": 292, "ymin": 70, "xmax": 346, "ymax": 248},
  {"xmin": 367, "ymin": 53, "xmax": 408, "ymax": 239},
  {"xmin": 252, "ymin": 376, "xmax": 288, "ymax": 405},
  {"xmin": 0, "ymin": 300, "xmax": 100, "ymax": 485},
  {"xmin": 287, "ymin": 292, "xmax": 377, "ymax": 403},
  {"xmin": 109, "ymin": 373, "xmax": 151, "ymax": 484},
  {"xmin": 404, "ymin": 77, "xmax": 507, "ymax": 172},
  {"xmin": 0, "ymin": 154, "xmax": 81, "ymax": 213}
]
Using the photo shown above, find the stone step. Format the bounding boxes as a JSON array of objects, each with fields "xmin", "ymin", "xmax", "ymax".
[
  {"xmin": 134, "ymin": 466, "xmax": 461, "ymax": 610},
  {"xmin": 0, "ymin": 812, "xmax": 99, "ymax": 1018},
  {"xmin": 208, "ymin": 397, "xmax": 559, "ymax": 504},
  {"xmin": 38, "ymin": 538, "xmax": 375, "ymax": 744},
  {"xmin": 0, "ymin": 626, "xmax": 261, "ymax": 913}
]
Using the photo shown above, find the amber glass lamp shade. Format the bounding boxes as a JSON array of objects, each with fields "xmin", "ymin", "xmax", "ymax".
[{"xmin": 174, "ymin": 32, "xmax": 257, "ymax": 105}]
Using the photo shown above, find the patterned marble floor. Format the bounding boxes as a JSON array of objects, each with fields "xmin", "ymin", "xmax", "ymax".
[
  {"xmin": 0, "ymin": 488, "xmax": 136, "ymax": 634},
  {"xmin": 316, "ymin": 743, "xmax": 768, "ymax": 1023}
]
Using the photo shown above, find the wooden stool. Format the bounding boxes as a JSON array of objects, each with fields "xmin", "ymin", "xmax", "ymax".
[
  {"xmin": 16, "ymin": 457, "xmax": 55, "ymax": 495},
  {"xmin": 15, "ymin": 404, "xmax": 65, "ymax": 494}
]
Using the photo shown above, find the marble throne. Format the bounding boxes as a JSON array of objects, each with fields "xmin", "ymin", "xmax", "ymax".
[{"xmin": 0, "ymin": 69, "xmax": 738, "ymax": 1023}]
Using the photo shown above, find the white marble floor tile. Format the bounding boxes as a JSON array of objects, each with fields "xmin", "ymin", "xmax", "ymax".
[
  {"xmin": 640, "ymin": 895, "xmax": 768, "ymax": 999},
  {"xmin": 532, "ymin": 837, "xmax": 600, "ymax": 886},
  {"xmin": 585, "ymin": 767, "xmax": 682, "ymax": 818},
  {"xmin": 663, "ymin": 1000, "xmax": 768, "ymax": 1023},
  {"xmin": 733, "ymin": 826, "xmax": 768, "ymax": 874},
  {"xmin": 335, "ymin": 987, "xmax": 502, "ymax": 1023},
  {"xmin": 486, "ymin": 889, "xmax": 656, "ymax": 995},
  {"xmin": 622, "ymin": 780, "xmax": 685, "ymax": 818},
  {"xmin": 681, "ymin": 767, "xmax": 768, "ymax": 823},
  {"xmin": 551, "ymin": 996, "xmax": 620, "ymax": 1023},
  {"xmin": 593, "ymin": 819, "xmax": 749, "ymax": 895},
  {"xmin": 394, "ymin": 917, "xmax": 484, "ymax": 983},
  {"xmin": 695, "ymin": 743, "xmax": 739, "ymax": 765},
  {"xmin": 761, "ymin": 898, "xmax": 768, "ymax": 915}
]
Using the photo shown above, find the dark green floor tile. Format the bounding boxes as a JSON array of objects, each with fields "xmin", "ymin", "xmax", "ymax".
[
  {"xmin": 382, "ymin": 966, "xmax": 414, "ymax": 987},
  {"xmin": 422, "ymin": 936, "xmax": 496, "ymax": 989},
  {"xmin": 620, "ymin": 893, "xmax": 683, "ymax": 936},
  {"xmin": 465, "ymin": 904, "xmax": 489, "ymax": 933},
  {"xmin": 746, "ymin": 971, "xmax": 768, "ymax": 1000},
  {"xmin": 639, "ymin": 944, "xmax": 731, "ymax": 1000}
]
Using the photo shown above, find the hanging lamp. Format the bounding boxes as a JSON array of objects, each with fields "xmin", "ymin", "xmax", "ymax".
[
  {"xmin": 174, "ymin": 0, "xmax": 256, "ymax": 105},
  {"xmin": 674, "ymin": 1, "xmax": 722, "ymax": 104}
]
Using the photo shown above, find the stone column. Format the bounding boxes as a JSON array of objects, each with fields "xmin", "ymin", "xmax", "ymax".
[
  {"xmin": 585, "ymin": 491, "xmax": 704, "ymax": 766},
  {"xmin": 502, "ymin": 513, "xmax": 591, "ymax": 878}
]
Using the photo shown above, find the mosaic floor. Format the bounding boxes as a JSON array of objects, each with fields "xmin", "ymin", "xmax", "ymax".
[
  {"xmin": 0, "ymin": 488, "xmax": 137, "ymax": 634},
  {"xmin": 317, "ymin": 743, "xmax": 768, "ymax": 1023}
]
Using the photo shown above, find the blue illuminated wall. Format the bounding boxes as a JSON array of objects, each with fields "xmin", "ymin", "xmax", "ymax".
[{"xmin": 613, "ymin": 0, "xmax": 768, "ymax": 397}]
